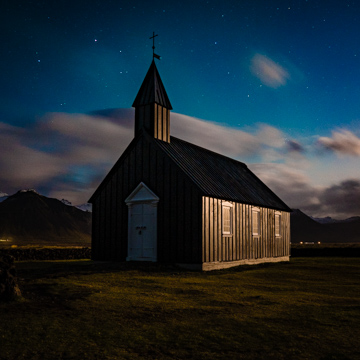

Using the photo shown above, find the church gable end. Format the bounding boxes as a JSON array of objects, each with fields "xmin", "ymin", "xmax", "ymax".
[
  {"xmin": 91, "ymin": 133, "xmax": 203, "ymax": 263},
  {"xmin": 125, "ymin": 182, "xmax": 159, "ymax": 205}
]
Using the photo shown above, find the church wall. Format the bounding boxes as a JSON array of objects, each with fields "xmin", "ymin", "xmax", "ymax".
[
  {"xmin": 90, "ymin": 197, "xmax": 100, "ymax": 260},
  {"xmin": 91, "ymin": 134, "xmax": 203, "ymax": 264},
  {"xmin": 202, "ymin": 196, "xmax": 290, "ymax": 265},
  {"xmin": 92, "ymin": 140, "xmax": 290, "ymax": 266}
]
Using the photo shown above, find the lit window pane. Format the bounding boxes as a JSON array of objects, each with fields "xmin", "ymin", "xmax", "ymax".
[
  {"xmin": 275, "ymin": 214, "xmax": 281, "ymax": 236},
  {"xmin": 223, "ymin": 206, "xmax": 231, "ymax": 234},
  {"xmin": 252, "ymin": 210, "xmax": 259, "ymax": 235}
]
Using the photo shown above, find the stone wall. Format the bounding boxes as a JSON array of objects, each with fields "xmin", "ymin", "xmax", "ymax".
[
  {"xmin": 291, "ymin": 246, "xmax": 360, "ymax": 257},
  {"xmin": 0, "ymin": 247, "xmax": 91, "ymax": 261}
]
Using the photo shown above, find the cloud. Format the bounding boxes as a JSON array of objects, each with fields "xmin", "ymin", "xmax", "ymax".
[
  {"xmin": 250, "ymin": 162, "xmax": 360, "ymax": 219},
  {"xmin": 319, "ymin": 180, "xmax": 360, "ymax": 218},
  {"xmin": 0, "ymin": 110, "xmax": 134, "ymax": 204},
  {"xmin": 249, "ymin": 163, "xmax": 322, "ymax": 210},
  {"xmin": 172, "ymin": 116, "xmax": 295, "ymax": 161},
  {"xmin": 0, "ymin": 112, "xmax": 298, "ymax": 205},
  {"xmin": 0, "ymin": 123, "xmax": 66, "ymax": 189},
  {"xmin": 317, "ymin": 129, "xmax": 360, "ymax": 156},
  {"xmin": 0, "ymin": 109, "xmax": 359, "ymax": 219},
  {"xmin": 256, "ymin": 124, "xmax": 285, "ymax": 148},
  {"xmin": 39, "ymin": 110, "xmax": 133, "ymax": 164},
  {"xmin": 286, "ymin": 139, "xmax": 304, "ymax": 153},
  {"xmin": 171, "ymin": 113, "xmax": 260, "ymax": 157},
  {"xmin": 250, "ymin": 54, "xmax": 290, "ymax": 88}
]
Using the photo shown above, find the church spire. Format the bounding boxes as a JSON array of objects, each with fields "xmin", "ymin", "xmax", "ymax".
[
  {"xmin": 132, "ymin": 60, "xmax": 172, "ymax": 109},
  {"xmin": 132, "ymin": 38, "xmax": 172, "ymax": 142}
]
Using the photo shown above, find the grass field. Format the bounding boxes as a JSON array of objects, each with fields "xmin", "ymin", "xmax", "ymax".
[{"xmin": 1, "ymin": 258, "xmax": 359, "ymax": 360}]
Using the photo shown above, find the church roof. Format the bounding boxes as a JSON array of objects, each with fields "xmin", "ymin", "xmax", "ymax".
[
  {"xmin": 132, "ymin": 60, "xmax": 172, "ymax": 109},
  {"xmin": 154, "ymin": 135, "xmax": 291, "ymax": 211},
  {"xmin": 89, "ymin": 131, "xmax": 290, "ymax": 211}
]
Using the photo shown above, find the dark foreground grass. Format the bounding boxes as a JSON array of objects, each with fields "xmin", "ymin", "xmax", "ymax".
[{"xmin": 1, "ymin": 258, "xmax": 359, "ymax": 360}]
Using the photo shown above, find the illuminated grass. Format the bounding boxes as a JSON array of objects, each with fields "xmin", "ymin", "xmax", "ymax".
[{"xmin": 1, "ymin": 258, "xmax": 359, "ymax": 359}]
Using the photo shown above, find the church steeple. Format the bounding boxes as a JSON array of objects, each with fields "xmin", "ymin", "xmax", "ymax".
[{"xmin": 132, "ymin": 60, "xmax": 172, "ymax": 142}]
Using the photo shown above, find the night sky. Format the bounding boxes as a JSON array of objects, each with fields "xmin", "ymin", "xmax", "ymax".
[{"xmin": 1, "ymin": 0, "xmax": 360, "ymax": 219}]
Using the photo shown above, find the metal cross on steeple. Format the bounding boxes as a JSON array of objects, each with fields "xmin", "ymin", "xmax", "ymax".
[{"xmin": 149, "ymin": 32, "xmax": 161, "ymax": 60}]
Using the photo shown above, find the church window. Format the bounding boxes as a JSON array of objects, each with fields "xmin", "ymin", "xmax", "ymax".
[
  {"xmin": 252, "ymin": 207, "xmax": 260, "ymax": 236},
  {"xmin": 222, "ymin": 202, "xmax": 233, "ymax": 235},
  {"xmin": 275, "ymin": 212, "xmax": 281, "ymax": 237}
]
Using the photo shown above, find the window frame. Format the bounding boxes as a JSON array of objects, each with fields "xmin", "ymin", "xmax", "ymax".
[
  {"xmin": 275, "ymin": 211, "xmax": 282, "ymax": 237},
  {"xmin": 252, "ymin": 207, "xmax": 261, "ymax": 236},
  {"xmin": 222, "ymin": 201, "xmax": 233, "ymax": 236}
]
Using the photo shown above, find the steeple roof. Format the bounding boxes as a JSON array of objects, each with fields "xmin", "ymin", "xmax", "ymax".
[{"xmin": 132, "ymin": 60, "xmax": 172, "ymax": 109}]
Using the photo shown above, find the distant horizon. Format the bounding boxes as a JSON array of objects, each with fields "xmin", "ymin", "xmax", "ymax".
[{"xmin": 1, "ymin": 186, "xmax": 359, "ymax": 222}]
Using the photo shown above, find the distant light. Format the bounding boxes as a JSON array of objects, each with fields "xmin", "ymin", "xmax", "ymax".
[
  {"xmin": 318, "ymin": 241, "xmax": 321, "ymax": 244},
  {"xmin": 95, "ymin": 39, "xmax": 98, "ymax": 42}
]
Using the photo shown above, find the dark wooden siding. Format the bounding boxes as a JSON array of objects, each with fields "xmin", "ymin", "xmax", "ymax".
[
  {"xmin": 90, "ymin": 198, "xmax": 100, "ymax": 260},
  {"xmin": 91, "ymin": 134, "xmax": 202, "ymax": 263},
  {"xmin": 202, "ymin": 196, "xmax": 290, "ymax": 263}
]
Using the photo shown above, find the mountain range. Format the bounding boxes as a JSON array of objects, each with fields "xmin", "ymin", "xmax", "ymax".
[
  {"xmin": 290, "ymin": 209, "xmax": 360, "ymax": 244},
  {"xmin": 0, "ymin": 190, "xmax": 91, "ymax": 246},
  {"xmin": 311, "ymin": 215, "xmax": 360, "ymax": 224},
  {"xmin": 0, "ymin": 191, "xmax": 92, "ymax": 212}
]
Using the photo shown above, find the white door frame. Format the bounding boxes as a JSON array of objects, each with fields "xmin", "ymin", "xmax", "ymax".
[{"xmin": 125, "ymin": 182, "xmax": 159, "ymax": 262}]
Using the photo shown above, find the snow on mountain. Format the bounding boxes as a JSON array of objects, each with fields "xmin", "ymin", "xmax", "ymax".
[
  {"xmin": 61, "ymin": 199, "xmax": 73, "ymax": 206},
  {"xmin": 2, "ymin": 190, "xmax": 40, "ymax": 202},
  {"xmin": 18, "ymin": 189, "xmax": 39, "ymax": 194},
  {"xmin": 76, "ymin": 203, "xmax": 92, "ymax": 212},
  {"xmin": 311, "ymin": 216, "xmax": 338, "ymax": 224},
  {"xmin": 0, "ymin": 192, "xmax": 8, "ymax": 203},
  {"xmin": 312, "ymin": 216, "xmax": 360, "ymax": 224},
  {"xmin": 344, "ymin": 216, "xmax": 360, "ymax": 223},
  {"xmin": 61, "ymin": 199, "xmax": 92, "ymax": 212}
]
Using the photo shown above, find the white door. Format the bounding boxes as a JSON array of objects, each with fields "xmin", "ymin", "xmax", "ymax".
[{"xmin": 128, "ymin": 203, "xmax": 157, "ymax": 261}]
